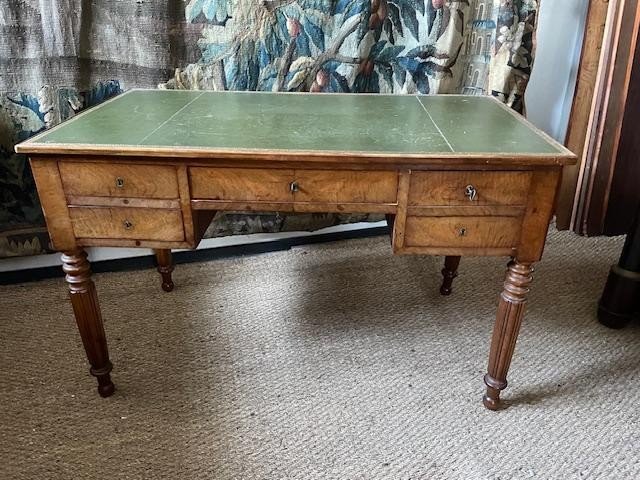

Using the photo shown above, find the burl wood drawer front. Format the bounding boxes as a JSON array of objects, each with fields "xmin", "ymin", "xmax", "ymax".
[
  {"xmin": 59, "ymin": 162, "xmax": 179, "ymax": 199},
  {"xmin": 190, "ymin": 167, "xmax": 295, "ymax": 202},
  {"xmin": 408, "ymin": 172, "xmax": 532, "ymax": 206},
  {"xmin": 69, "ymin": 207, "xmax": 184, "ymax": 241},
  {"xmin": 294, "ymin": 170, "xmax": 398, "ymax": 204},
  {"xmin": 404, "ymin": 216, "xmax": 522, "ymax": 248}
]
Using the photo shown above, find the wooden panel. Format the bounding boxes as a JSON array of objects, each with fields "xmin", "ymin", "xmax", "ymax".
[
  {"xmin": 404, "ymin": 216, "xmax": 522, "ymax": 249},
  {"xmin": 29, "ymin": 159, "xmax": 76, "ymax": 250},
  {"xmin": 407, "ymin": 205, "xmax": 525, "ymax": 217},
  {"xmin": 557, "ymin": 0, "xmax": 611, "ymax": 229},
  {"xmin": 392, "ymin": 171, "xmax": 411, "ymax": 252},
  {"xmin": 293, "ymin": 170, "xmax": 398, "ymax": 204},
  {"xmin": 191, "ymin": 200, "xmax": 294, "ymax": 212},
  {"xmin": 408, "ymin": 172, "xmax": 531, "ymax": 206},
  {"xmin": 584, "ymin": 1, "xmax": 640, "ymax": 235},
  {"xmin": 190, "ymin": 167, "xmax": 294, "ymax": 202},
  {"xmin": 292, "ymin": 202, "xmax": 396, "ymax": 214},
  {"xmin": 395, "ymin": 246, "xmax": 516, "ymax": 257},
  {"xmin": 66, "ymin": 196, "xmax": 180, "ymax": 209},
  {"xmin": 69, "ymin": 207, "xmax": 184, "ymax": 241},
  {"xmin": 605, "ymin": 29, "xmax": 640, "ymax": 234},
  {"xmin": 76, "ymin": 238, "xmax": 193, "ymax": 249},
  {"xmin": 517, "ymin": 169, "xmax": 563, "ymax": 263},
  {"xmin": 176, "ymin": 165, "xmax": 196, "ymax": 245},
  {"xmin": 59, "ymin": 162, "xmax": 179, "ymax": 199}
]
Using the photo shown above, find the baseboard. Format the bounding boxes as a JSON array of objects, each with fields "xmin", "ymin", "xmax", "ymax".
[{"xmin": 0, "ymin": 225, "xmax": 389, "ymax": 286}]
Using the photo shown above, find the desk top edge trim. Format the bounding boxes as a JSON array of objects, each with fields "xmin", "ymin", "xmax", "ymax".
[{"xmin": 16, "ymin": 143, "xmax": 576, "ymax": 165}]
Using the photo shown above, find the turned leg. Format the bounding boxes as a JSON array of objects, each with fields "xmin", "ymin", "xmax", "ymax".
[
  {"xmin": 154, "ymin": 249, "xmax": 174, "ymax": 292},
  {"xmin": 483, "ymin": 260, "xmax": 533, "ymax": 410},
  {"xmin": 440, "ymin": 256, "xmax": 461, "ymax": 295},
  {"xmin": 61, "ymin": 249, "xmax": 115, "ymax": 397}
]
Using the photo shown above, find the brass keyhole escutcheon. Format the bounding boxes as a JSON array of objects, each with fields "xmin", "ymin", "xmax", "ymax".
[
  {"xmin": 465, "ymin": 184, "xmax": 477, "ymax": 201},
  {"xmin": 123, "ymin": 219, "xmax": 134, "ymax": 230},
  {"xmin": 115, "ymin": 177, "xmax": 125, "ymax": 189},
  {"xmin": 457, "ymin": 227, "xmax": 467, "ymax": 237},
  {"xmin": 289, "ymin": 181, "xmax": 299, "ymax": 193}
]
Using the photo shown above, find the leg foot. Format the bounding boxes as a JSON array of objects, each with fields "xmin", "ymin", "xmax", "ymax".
[
  {"xmin": 483, "ymin": 260, "xmax": 533, "ymax": 410},
  {"xmin": 598, "ymin": 264, "xmax": 640, "ymax": 329},
  {"xmin": 92, "ymin": 363, "xmax": 115, "ymax": 397},
  {"xmin": 154, "ymin": 249, "xmax": 174, "ymax": 292},
  {"xmin": 440, "ymin": 256, "xmax": 461, "ymax": 295},
  {"xmin": 62, "ymin": 249, "xmax": 115, "ymax": 397}
]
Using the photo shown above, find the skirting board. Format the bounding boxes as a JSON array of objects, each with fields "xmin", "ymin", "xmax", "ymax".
[{"xmin": 0, "ymin": 221, "xmax": 388, "ymax": 284}]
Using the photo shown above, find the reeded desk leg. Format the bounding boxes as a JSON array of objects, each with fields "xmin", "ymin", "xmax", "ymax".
[
  {"xmin": 62, "ymin": 249, "xmax": 115, "ymax": 397},
  {"xmin": 483, "ymin": 260, "xmax": 533, "ymax": 410},
  {"xmin": 154, "ymin": 249, "xmax": 174, "ymax": 292},
  {"xmin": 440, "ymin": 256, "xmax": 461, "ymax": 295}
]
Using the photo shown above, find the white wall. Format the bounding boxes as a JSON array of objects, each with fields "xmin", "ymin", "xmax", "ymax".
[{"xmin": 526, "ymin": 0, "xmax": 590, "ymax": 141}]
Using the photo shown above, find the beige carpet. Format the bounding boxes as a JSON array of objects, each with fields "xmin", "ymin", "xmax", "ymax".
[{"xmin": 1, "ymin": 229, "xmax": 639, "ymax": 479}]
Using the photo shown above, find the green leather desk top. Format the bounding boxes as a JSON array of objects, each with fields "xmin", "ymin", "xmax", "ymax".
[{"xmin": 17, "ymin": 90, "xmax": 573, "ymax": 161}]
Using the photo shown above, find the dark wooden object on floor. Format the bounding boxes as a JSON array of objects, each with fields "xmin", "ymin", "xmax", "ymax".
[
  {"xmin": 598, "ymin": 207, "xmax": 640, "ymax": 328},
  {"xmin": 440, "ymin": 255, "xmax": 461, "ymax": 295},
  {"xmin": 61, "ymin": 249, "xmax": 115, "ymax": 397},
  {"xmin": 154, "ymin": 249, "xmax": 175, "ymax": 292}
]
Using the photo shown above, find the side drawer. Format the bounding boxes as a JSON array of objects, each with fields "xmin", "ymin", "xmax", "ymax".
[
  {"xmin": 69, "ymin": 207, "xmax": 184, "ymax": 241},
  {"xmin": 404, "ymin": 216, "xmax": 522, "ymax": 249},
  {"xmin": 409, "ymin": 171, "xmax": 531, "ymax": 206},
  {"xmin": 295, "ymin": 170, "xmax": 398, "ymax": 204},
  {"xmin": 190, "ymin": 167, "xmax": 295, "ymax": 202},
  {"xmin": 59, "ymin": 162, "xmax": 179, "ymax": 199}
]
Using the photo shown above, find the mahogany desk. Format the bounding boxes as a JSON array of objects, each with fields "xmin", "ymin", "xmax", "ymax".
[{"xmin": 16, "ymin": 90, "xmax": 576, "ymax": 410}]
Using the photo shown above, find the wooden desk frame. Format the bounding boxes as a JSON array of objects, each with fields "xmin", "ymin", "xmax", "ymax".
[{"xmin": 18, "ymin": 95, "xmax": 576, "ymax": 410}]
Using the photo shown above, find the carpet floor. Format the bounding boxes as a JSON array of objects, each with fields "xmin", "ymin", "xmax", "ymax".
[{"xmin": 1, "ymin": 229, "xmax": 639, "ymax": 479}]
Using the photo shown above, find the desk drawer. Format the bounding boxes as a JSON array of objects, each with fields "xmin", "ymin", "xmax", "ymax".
[
  {"xmin": 69, "ymin": 207, "xmax": 184, "ymax": 241},
  {"xmin": 190, "ymin": 167, "xmax": 295, "ymax": 202},
  {"xmin": 409, "ymin": 172, "xmax": 531, "ymax": 207},
  {"xmin": 295, "ymin": 170, "xmax": 398, "ymax": 204},
  {"xmin": 404, "ymin": 216, "xmax": 522, "ymax": 249},
  {"xmin": 189, "ymin": 167, "xmax": 398, "ymax": 206},
  {"xmin": 59, "ymin": 162, "xmax": 179, "ymax": 199}
]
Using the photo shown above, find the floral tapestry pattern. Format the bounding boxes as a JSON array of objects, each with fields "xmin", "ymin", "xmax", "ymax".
[{"xmin": 0, "ymin": 0, "xmax": 538, "ymax": 258}]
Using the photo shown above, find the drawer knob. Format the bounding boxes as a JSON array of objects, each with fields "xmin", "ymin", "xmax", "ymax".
[
  {"xmin": 123, "ymin": 219, "xmax": 134, "ymax": 230},
  {"xmin": 457, "ymin": 227, "xmax": 467, "ymax": 237},
  {"xmin": 465, "ymin": 185, "xmax": 478, "ymax": 201},
  {"xmin": 289, "ymin": 181, "xmax": 299, "ymax": 193},
  {"xmin": 115, "ymin": 177, "xmax": 125, "ymax": 189}
]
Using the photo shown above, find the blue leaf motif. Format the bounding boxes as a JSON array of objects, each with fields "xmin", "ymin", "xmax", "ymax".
[
  {"xmin": 303, "ymin": 17, "xmax": 325, "ymax": 51},
  {"xmin": 330, "ymin": 71, "xmax": 350, "ymax": 92},
  {"xmin": 370, "ymin": 40, "xmax": 387, "ymax": 59},
  {"xmin": 376, "ymin": 45, "xmax": 405, "ymax": 63},
  {"xmin": 296, "ymin": 32, "xmax": 312, "ymax": 57},
  {"xmin": 186, "ymin": 0, "xmax": 205, "ymax": 22},
  {"xmin": 335, "ymin": 0, "xmax": 352, "ymax": 14}
]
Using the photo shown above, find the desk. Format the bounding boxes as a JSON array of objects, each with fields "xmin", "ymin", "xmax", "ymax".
[{"xmin": 16, "ymin": 90, "xmax": 576, "ymax": 410}]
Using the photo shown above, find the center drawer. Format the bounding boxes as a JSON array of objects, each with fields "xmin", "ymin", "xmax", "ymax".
[
  {"xmin": 190, "ymin": 167, "xmax": 295, "ymax": 202},
  {"xmin": 69, "ymin": 207, "xmax": 184, "ymax": 241},
  {"xmin": 59, "ymin": 162, "xmax": 179, "ymax": 199},
  {"xmin": 189, "ymin": 167, "xmax": 398, "ymax": 205},
  {"xmin": 294, "ymin": 170, "xmax": 398, "ymax": 204}
]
